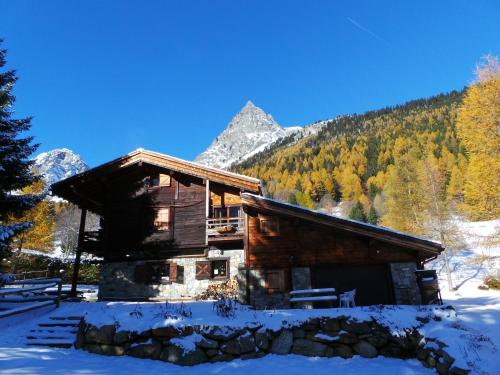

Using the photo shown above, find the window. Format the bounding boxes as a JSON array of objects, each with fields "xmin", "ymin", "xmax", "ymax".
[
  {"xmin": 134, "ymin": 261, "xmax": 181, "ymax": 284},
  {"xmin": 265, "ymin": 269, "xmax": 285, "ymax": 294},
  {"xmin": 211, "ymin": 260, "xmax": 228, "ymax": 279},
  {"xmin": 150, "ymin": 173, "xmax": 171, "ymax": 187},
  {"xmin": 195, "ymin": 259, "xmax": 230, "ymax": 280},
  {"xmin": 259, "ymin": 216, "xmax": 279, "ymax": 236},
  {"xmin": 213, "ymin": 205, "xmax": 241, "ymax": 218},
  {"xmin": 154, "ymin": 207, "xmax": 171, "ymax": 231}
]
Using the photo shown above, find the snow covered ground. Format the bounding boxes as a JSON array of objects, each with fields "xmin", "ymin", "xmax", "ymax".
[{"xmin": 0, "ymin": 219, "xmax": 498, "ymax": 374}]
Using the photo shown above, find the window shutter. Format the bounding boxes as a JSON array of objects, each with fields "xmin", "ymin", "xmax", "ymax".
[
  {"xmin": 265, "ymin": 270, "xmax": 285, "ymax": 293},
  {"xmin": 195, "ymin": 260, "xmax": 211, "ymax": 280},
  {"xmin": 169, "ymin": 262, "xmax": 178, "ymax": 282}
]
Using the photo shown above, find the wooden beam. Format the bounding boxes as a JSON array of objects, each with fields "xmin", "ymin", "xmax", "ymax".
[{"xmin": 70, "ymin": 208, "xmax": 87, "ymax": 297}]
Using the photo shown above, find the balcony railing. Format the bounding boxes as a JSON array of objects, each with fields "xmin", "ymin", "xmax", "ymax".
[{"xmin": 207, "ymin": 217, "xmax": 244, "ymax": 238}]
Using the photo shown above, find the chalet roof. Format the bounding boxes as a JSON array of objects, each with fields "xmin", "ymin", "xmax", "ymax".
[
  {"xmin": 241, "ymin": 193, "xmax": 444, "ymax": 255},
  {"xmin": 51, "ymin": 148, "xmax": 261, "ymax": 213}
]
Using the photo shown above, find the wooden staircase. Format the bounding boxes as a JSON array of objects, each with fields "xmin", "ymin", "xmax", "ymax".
[{"xmin": 26, "ymin": 316, "xmax": 82, "ymax": 348}]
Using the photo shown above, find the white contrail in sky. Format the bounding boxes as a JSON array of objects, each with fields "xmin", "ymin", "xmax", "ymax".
[{"xmin": 347, "ymin": 17, "xmax": 390, "ymax": 46}]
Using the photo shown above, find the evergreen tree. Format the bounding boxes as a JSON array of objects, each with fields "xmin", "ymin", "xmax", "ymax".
[
  {"xmin": 349, "ymin": 202, "xmax": 367, "ymax": 222},
  {"xmin": 456, "ymin": 55, "xmax": 500, "ymax": 220},
  {"xmin": 0, "ymin": 40, "xmax": 40, "ymax": 258},
  {"xmin": 367, "ymin": 206, "xmax": 378, "ymax": 225}
]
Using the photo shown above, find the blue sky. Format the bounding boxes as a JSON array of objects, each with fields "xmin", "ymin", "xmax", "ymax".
[{"xmin": 1, "ymin": 1, "xmax": 499, "ymax": 166}]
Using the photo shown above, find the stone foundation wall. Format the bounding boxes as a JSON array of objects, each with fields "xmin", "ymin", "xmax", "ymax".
[
  {"xmin": 76, "ymin": 316, "xmax": 470, "ymax": 374},
  {"xmin": 99, "ymin": 249, "xmax": 244, "ymax": 300},
  {"xmin": 390, "ymin": 262, "xmax": 422, "ymax": 305}
]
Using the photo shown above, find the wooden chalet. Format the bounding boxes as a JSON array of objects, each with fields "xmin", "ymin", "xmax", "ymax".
[
  {"xmin": 239, "ymin": 193, "xmax": 443, "ymax": 308},
  {"xmin": 52, "ymin": 149, "xmax": 443, "ymax": 306},
  {"xmin": 51, "ymin": 148, "xmax": 261, "ymax": 300}
]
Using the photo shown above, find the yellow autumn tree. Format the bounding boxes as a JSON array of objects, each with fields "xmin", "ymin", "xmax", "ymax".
[
  {"xmin": 456, "ymin": 55, "xmax": 500, "ymax": 220},
  {"xmin": 7, "ymin": 180, "xmax": 56, "ymax": 252},
  {"xmin": 381, "ymin": 138, "xmax": 427, "ymax": 234}
]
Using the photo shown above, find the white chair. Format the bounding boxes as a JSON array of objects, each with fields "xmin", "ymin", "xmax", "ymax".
[{"xmin": 339, "ymin": 289, "xmax": 356, "ymax": 308}]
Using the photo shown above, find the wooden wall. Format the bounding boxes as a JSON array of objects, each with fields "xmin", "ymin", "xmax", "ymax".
[
  {"xmin": 101, "ymin": 166, "xmax": 207, "ymax": 258},
  {"xmin": 245, "ymin": 208, "xmax": 420, "ymax": 269}
]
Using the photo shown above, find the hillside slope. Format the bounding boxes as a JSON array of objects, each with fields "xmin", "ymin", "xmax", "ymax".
[{"xmin": 233, "ymin": 91, "xmax": 465, "ymax": 224}]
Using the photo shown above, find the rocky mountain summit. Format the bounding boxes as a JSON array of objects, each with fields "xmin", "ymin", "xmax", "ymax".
[
  {"xmin": 195, "ymin": 101, "xmax": 295, "ymax": 169},
  {"xmin": 32, "ymin": 148, "xmax": 88, "ymax": 186},
  {"xmin": 195, "ymin": 101, "xmax": 329, "ymax": 170}
]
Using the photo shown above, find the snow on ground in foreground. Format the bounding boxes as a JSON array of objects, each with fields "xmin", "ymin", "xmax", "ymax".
[
  {"xmin": 0, "ymin": 219, "xmax": 499, "ymax": 374},
  {"xmin": 0, "ymin": 349, "xmax": 431, "ymax": 375}
]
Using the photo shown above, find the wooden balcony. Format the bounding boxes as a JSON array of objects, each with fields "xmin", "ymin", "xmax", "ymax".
[{"xmin": 207, "ymin": 217, "xmax": 244, "ymax": 241}]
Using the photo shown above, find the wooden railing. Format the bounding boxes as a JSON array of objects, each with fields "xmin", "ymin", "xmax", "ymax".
[
  {"xmin": 207, "ymin": 217, "xmax": 244, "ymax": 238},
  {"xmin": 0, "ymin": 275, "xmax": 63, "ymax": 319}
]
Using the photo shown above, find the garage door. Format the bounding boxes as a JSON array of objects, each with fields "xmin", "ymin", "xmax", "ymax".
[{"xmin": 312, "ymin": 264, "xmax": 395, "ymax": 306}]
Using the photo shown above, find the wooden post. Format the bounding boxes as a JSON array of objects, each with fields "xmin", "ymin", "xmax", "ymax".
[
  {"xmin": 70, "ymin": 208, "xmax": 87, "ymax": 297},
  {"xmin": 205, "ymin": 180, "xmax": 210, "ymax": 245}
]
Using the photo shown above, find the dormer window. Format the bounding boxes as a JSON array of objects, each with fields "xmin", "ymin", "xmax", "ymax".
[{"xmin": 150, "ymin": 173, "xmax": 171, "ymax": 187}]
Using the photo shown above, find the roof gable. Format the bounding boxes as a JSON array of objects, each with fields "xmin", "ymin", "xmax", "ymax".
[{"xmin": 51, "ymin": 149, "xmax": 261, "ymax": 212}]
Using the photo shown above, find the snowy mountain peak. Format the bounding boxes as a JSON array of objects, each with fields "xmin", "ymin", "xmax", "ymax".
[
  {"xmin": 195, "ymin": 101, "xmax": 331, "ymax": 170},
  {"xmin": 32, "ymin": 148, "xmax": 88, "ymax": 186},
  {"xmin": 195, "ymin": 101, "xmax": 290, "ymax": 169}
]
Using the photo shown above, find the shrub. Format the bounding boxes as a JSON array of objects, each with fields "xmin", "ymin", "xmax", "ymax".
[
  {"xmin": 484, "ymin": 276, "xmax": 500, "ymax": 290},
  {"xmin": 213, "ymin": 293, "xmax": 237, "ymax": 318}
]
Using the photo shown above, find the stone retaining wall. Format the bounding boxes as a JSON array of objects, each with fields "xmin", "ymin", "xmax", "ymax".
[{"xmin": 76, "ymin": 316, "xmax": 470, "ymax": 375}]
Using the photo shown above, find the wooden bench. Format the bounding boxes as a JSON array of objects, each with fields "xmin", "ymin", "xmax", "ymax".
[{"xmin": 289, "ymin": 288, "xmax": 337, "ymax": 308}]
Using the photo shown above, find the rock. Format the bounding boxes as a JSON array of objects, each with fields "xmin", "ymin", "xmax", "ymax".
[
  {"xmin": 239, "ymin": 333, "xmax": 256, "ymax": 353},
  {"xmin": 337, "ymin": 332, "xmax": 358, "ymax": 345},
  {"xmin": 426, "ymin": 354, "xmax": 437, "ymax": 368},
  {"xmin": 203, "ymin": 327, "xmax": 243, "ymax": 341},
  {"xmin": 379, "ymin": 344, "xmax": 403, "ymax": 358},
  {"xmin": 291, "ymin": 339, "xmax": 327, "ymax": 357},
  {"xmin": 100, "ymin": 345, "xmax": 125, "ymax": 356},
  {"xmin": 75, "ymin": 331, "xmax": 85, "ymax": 349},
  {"xmin": 320, "ymin": 318, "xmax": 340, "ymax": 333},
  {"xmin": 255, "ymin": 330, "xmax": 270, "ymax": 350},
  {"xmin": 114, "ymin": 331, "xmax": 130, "ymax": 345},
  {"xmin": 438, "ymin": 350, "xmax": 455, "ymax": 365},
  {"xmin": 293, "ymin": 328, "xmax": 306, "ymax": 339},
  {"xmin": 365, "ymin": 333, "xmax": 388, "ymax": 348},
  {"xmin": 85, "ymin": 327, "xmax": 99, "ymax": 343},
  {"xmin": 416, "ymin": 347, "xmax": 431, "ymax": 361},
  {"xmin": 436, "ymin": 360, "xmax": 451, "ymax": 375},
  {"xmin": 269, "ymin": 330, "xmax": 293, "ymax": 355},
  {"xmin": 341, "ymin": 320, "xmax": 371, "ymax": 335},
  {"xmin": 449, "ymin": 367, "xmax": 470, "ymax": 375},
  {"xmin": 416, "ymin": 316, "xmax": 430, "ymax": 324},
  {"xmin": 210, "ymin": 353, "xmax": 234, "ymax": 363},
  {"xmin": 162, "ymin": 346, "xmax": 208, "ymax": 366},
  {"xmin": 220, "ymin": 339, "xmax": 241, "ymax": 355},
  {"xmin": 324, "ymin": 347, "xmax": 336, "ymax": 357},
  {"xmin": 205, "ymin": 349, "xmax": 218, "ymax": 357},
  {"xmin": 332, "ymin": 344, "xmax": 353, "ymax": 359},
  {"xmin": 240, "ymin": 351, "xmax": 266, "ymax": 360},
  {"xmin": 197, "ymin": 337, "xmax": 219, "ymax": 350},
  {"xmin": 302, "ymin": 319, "xmax": 320, "ymax": 332},
  {"xmin": 128, "ymin": 342, "xmax": 162, "ymax": 359},
  {"xmin": 152, "ymin": 326, "xmax": 180, "ymax": 338},
  {"xmin": 85, "ymin": 344, "xmax": 103, "ymax": 355},
  {"xmin": 353, "ymin": 340, "xmax": 378, "ymax": 358},
  {"xmin": 94, "ymin": 325, "xmax": 116, "ymax": 345}
]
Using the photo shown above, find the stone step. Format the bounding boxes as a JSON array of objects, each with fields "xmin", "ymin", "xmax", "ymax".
[
  {"xmin": 27, "ymin": 340, "xmax": 74, "ymax": 348},
  {"xmin": 48, "ymin": 316, "xmax": 82, "ymax": 321},
  {"xmin": 38, "ymin": 322, "xmax": 80, "ymax": 327},
  {"xmin": 31, "ymin": 327, "xmax": 78, "ymax": 333}
]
